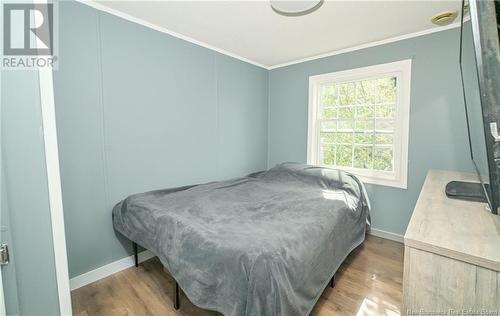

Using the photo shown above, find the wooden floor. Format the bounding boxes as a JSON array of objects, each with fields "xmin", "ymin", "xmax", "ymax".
[{"xmin": 72, "ymin": 236, "xmax": 403, "ymax": 316}]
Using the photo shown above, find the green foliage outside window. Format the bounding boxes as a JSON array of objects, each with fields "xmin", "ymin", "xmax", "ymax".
[{"xmin": 319, "ymin": 76, "xmax": 397, "ymax": 172}]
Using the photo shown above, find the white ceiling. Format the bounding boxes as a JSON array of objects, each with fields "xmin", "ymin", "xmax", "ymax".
[{"xmin": 92, "ymin": 0, "xmax": 462, "ymax": 68}]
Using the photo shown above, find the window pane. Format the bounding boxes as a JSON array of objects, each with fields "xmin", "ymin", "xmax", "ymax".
[
  {"xmin": 320, "ymin": 121, "xmax": 337, "ymax": 131},
  {"xmin": 321, "ymin": 107, "xmax": 337, "ymax": 119},
  {"xmin": 321, "ymin": 132, "xmax": 353, "ymax": 144},
  {"xmin": 375, "ymin": 105, "xmax": 395, "ymax": 119},
  {"xmin": 338, "ymin": 107, "xmax": 355, "ymax": 119},
  {"xmin": 337, "ymin": 120, "xmax": 354, "ymax": 131},
  {"xmin": 355, "ymin": 120, "xmax": 374, "ymax": 131},
  {"xmin": 320, "ymin": 144, "xmax": 335, "ymax": 165},
  {"xmin": 375, "ymin": 119, "xmax": 394, "ymax": 132},
  {"xmin": 354, "ymin": 132, "xmax": 374, "ymax": 144},
  {"xmin": 320, "ymin": 132, "xmax": 334, "ymax": 143},
  {"xmin": 374, "ymin": 147, "xmax": 393, "ymax": 171},
  {"xmin": 321, "ymin": 85, "xmax": 339, "ymax": 106},
  {"xmin": 339, "ymin": 83, "xmax": 355, "ymax": 105},
  {"xmin": 336, "ymin": 145, "xmax": 352, "ymax": 167},
  {"xmin": 313, "ymin": 71, "xmax": 403, "ymax": 180},
  {"xmin": 377, "ymin": 77, "xmax": 397, "ymax": 103},
  {"xmin": 359, "ymin": 80, "xmax": 378, "ymax": 104},
  {"xmin": 374, "ymin": 133, "xmax": 393, "ymax": 145},
  {"xmin": 354, "ymin": 146, "xmax": 373, "ymax": 169},
  {"xmin": 355, "ymin": 82, "xmax": 367, "ymax": 105},
  {"xmin": 338, "ymin": 84, "xmax": 348, "ymax": 105},
  {"xmin": 337, "ymin": 132, "xmax": 353, "ymax": 144},
  {"xmin": 356, "ymin": 105, "xmax": 374, "ymax": 118}
]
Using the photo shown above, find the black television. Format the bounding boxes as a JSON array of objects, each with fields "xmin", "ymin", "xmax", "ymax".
[{"xmin": 446, "ymin": 0, "xmax": 500, "ymax": 215}]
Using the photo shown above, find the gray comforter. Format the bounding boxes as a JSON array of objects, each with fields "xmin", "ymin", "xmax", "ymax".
[{"xmin": 112, "ymin": 163, "xmax": 371, "ymax": 316}]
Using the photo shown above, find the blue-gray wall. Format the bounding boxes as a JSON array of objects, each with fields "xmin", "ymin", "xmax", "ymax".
[
  {"xmin": 55, "ymin": 1, "xmax": 472, "ymax": 279},
  {"xmin": 1, "ymin": 71, "xmax": 60, "ymax": 315},
  {"xmin": 53, "ymin": 2, "xmax": 268, "ymax": 278},
  {"xmin": 268, "ymin": 28, "xmax": 473, "ymax": 235}
]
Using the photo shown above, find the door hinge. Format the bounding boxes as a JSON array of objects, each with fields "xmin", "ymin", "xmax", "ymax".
[{"xmin": 0, "ymin": 244, "xmax": 9, "ymax": 265}]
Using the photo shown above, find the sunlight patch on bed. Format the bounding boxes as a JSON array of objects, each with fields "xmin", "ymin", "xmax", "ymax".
[
  {"xmin": 322, "ymin": 189, "xmax": 358, "ymax": 210},
  {"xmin": 321, "ymin": 190, "xmax": 344, "ymax": 200}
]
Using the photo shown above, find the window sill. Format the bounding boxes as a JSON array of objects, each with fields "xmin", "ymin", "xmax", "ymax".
[
  {"xmin": 354, "ymin": 174, "xmax": 407, "ymax": 189},
  {"xmin": 316, "ymin": 163, "xmax": 407, "ymax": 189}
]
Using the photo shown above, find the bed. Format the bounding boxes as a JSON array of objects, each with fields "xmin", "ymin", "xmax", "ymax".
[{"xmin": 112, "ymin": 162, "xmax": 371, "ymax": 316}]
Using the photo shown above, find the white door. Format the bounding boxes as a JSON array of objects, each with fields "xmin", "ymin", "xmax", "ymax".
[
  {"xmin": 0, "ymin": 73, "xmax": 20, "ymax": 316},
  {"xmin": 0, "ymin": 165, "xmax": 20, "ymax": 316},
  {"xmin": 0, "ymin": 164, "xmax": 8, "ymax": 316}
]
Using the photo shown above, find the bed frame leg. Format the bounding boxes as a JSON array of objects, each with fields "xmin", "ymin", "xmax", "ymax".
[
  {"xmin": 133, "ymin": 242, "xmax": 138, "ymax": 267},
  {"xmin": 174, "ymin": 281, "xmax": 180, "ymax": 310},
  {"xmin": 330, "ymin": 274, "xmax": 336, "ymax": 288}
]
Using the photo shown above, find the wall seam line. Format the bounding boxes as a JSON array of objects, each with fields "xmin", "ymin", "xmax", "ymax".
[
  {"xmin": 215, "ymin": 53, "xmax": 220, "ymax": 179},
  {"xmin": 95, "ymin": 12, "xmax": 112, "ymax": 263},
  {"xmin": 267, "ymin": 70, "xmax": 271, "ymax": 169}
]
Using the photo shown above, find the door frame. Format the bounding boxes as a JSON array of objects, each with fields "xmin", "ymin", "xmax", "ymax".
[
  {"xmin": 38, "ymin": 65, "xmax": 72, "ymax": 316},
  {"xmin": 36, "ymin": 1, "xmax": 72, "ymax": 313}
]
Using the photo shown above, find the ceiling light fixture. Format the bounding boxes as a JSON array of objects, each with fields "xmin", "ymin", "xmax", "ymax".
[
  {"xmin": 270, "ymin": 0, "xmax": 324, "ymax": 17},
  {"xmin": 431, "ymin": 10, "xmax": 458, "ymax": 26}
]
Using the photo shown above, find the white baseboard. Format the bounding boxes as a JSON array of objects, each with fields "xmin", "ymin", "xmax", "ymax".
[
  {"xmin": 69, "ymin": 250, "xmax": 156, "ymax": 291},
  {"xmin": 368, "ymin": 228, "xmax": 404, "ymax": 243}
]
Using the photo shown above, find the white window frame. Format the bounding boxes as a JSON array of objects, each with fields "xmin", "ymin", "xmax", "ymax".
[{"xmin": 307, "ymin": 60, "xmax": 411, "ymax": 189}]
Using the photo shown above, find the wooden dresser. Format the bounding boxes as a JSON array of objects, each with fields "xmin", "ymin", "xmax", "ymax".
[{"xmin": 403, "ymin": 170, "xmax": 500, "ymax": 315}]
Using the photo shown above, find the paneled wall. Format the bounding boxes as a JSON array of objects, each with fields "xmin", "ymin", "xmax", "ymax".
[{"xmin": 54, "ymin": 1, "xmax": 268, "ymax": 278}]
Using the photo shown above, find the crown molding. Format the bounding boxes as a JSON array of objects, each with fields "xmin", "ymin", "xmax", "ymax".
[
  {"xmin": 76, "ymin": 0, "xmax": 461, "ymax": 71},
  {"xmin": 75, "ymin": 0, "xmax": 269, "ymax": 69},
  {"xmin": 268, "ymin": 21, "xmax": 461, "ymax": 70}
]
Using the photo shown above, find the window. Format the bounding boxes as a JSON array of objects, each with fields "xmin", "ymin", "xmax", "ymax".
[{"xmin": 307, "ymin": 60, "xmax": 411, "ymax": 188}]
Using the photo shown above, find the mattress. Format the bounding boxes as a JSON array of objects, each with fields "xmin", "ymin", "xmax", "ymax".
[{"xmin": 112, "ymin": 162, "xmax": 371, "ymax": 316}]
